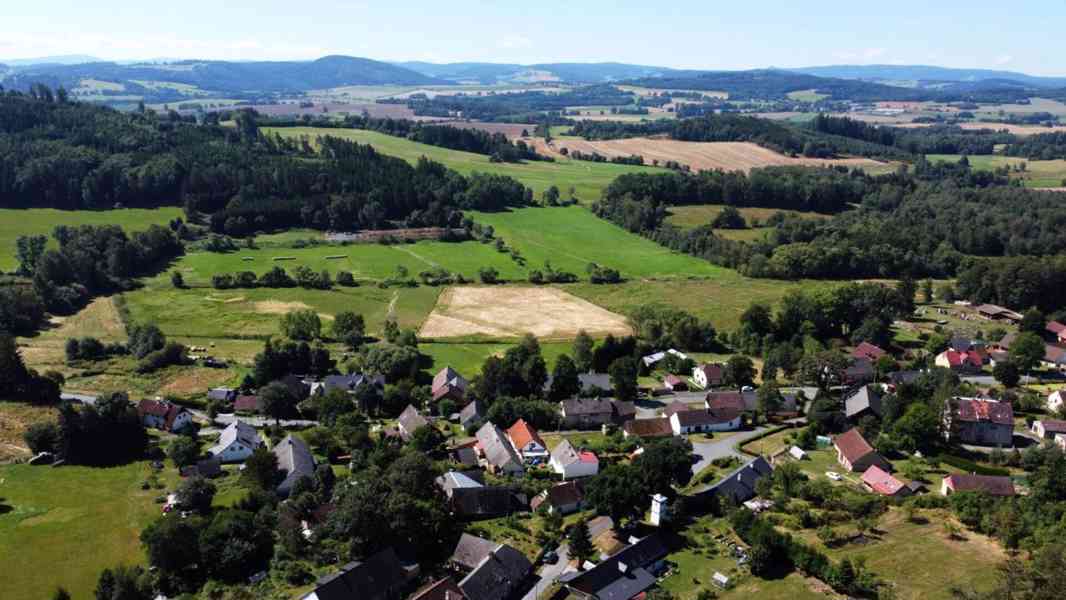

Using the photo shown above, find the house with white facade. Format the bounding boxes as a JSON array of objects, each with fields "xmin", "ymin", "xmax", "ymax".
[
  {"xmin": 208, "ymin": 420, "xmax": 261, "ymax": 463},
  {"xmin": 549, "ymin": 439, "xmax": 599, "ymax": 479}
]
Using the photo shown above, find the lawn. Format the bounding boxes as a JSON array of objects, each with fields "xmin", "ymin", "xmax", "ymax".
[
  {"xmin": 263, "ymin": 126, "xmax": 668, "ymax": 202},
  {"xmin": 470, "ymin": 206, "xmax": 727, "ymax": 279},
  {"xmin": 422, "ymin": 340, "xmax": 572, "ymax": 379},
  {"xmin": 927, "ymin": 154, "xmax": 1066, "ymax": 188},
  {"xmin": 0, "ymin": 207, "xmax": 184, "ymax": 272},
  {"xmin": 566, "ymin": 277, "xmax": 836, "ymax": 333},
  {"xmin": 0, "ymin": 462, "xmax": 178, "ymax": 600}
]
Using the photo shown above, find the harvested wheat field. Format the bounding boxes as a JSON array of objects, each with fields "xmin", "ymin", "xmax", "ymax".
[
  {"xmin": 419, "ymin": 286, "xmax": 631, "ymax": 340},
  {"xmin": 528, "ymin": 138, "xmax": 888, "ymax": 172},
  {"xmin": 895, "ymin": 121, "xmax": 1066, "ymax": 136},
  {"xmin": 19, "ymin": 296, "xmax": 126, "ymax": 366}
]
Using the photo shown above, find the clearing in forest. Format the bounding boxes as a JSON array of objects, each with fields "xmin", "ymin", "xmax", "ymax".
[{"xmin": 419, "ymin": 286, "xmax": 632, "ymax": 340}]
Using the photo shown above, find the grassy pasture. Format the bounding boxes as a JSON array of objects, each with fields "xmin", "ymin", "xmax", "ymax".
[
  {"xmin": 470, "ymin": 206, "xmax": 727, "ymax": 279},
  {"xmin": 0, "ymin": 462, "xmax": 178, "ymax": 600},
  {"xmin": 786, "ymin": 89, "xmax": 830, "ymax": 102},
  {"xmin": 421, "ymin": 340, "xmax": 571, "ymax": 379},
  {"xmin": 263, "ymin": 126, "xmax": 667, "ymax": 202},
  {"xmin": 927, "ymin": 154, "xmax": 1066, "ymax": 188},
  {"xmin": 0, "ymin": 207, "xmax": 184, "ymax": 272}
]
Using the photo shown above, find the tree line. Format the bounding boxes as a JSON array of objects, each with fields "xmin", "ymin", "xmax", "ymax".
[{"xmin": 809, "ymin": 114, "xmax": 1016, "ymax": 155}]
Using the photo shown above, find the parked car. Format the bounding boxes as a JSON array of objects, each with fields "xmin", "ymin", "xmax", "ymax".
[
  {"xmin": 543, "ymin": 551, "xmax": 558, "ymax": 564},
  {"xmin": 826, "ymin": 471, "xmax": 842, "ymax": 481}
]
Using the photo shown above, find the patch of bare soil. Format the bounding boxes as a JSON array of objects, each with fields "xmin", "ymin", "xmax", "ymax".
[
  {"xmin": 419, "ymin": 286, "xmax": 632, "ymax": 340},
  {"xmin": 252, "ymin": 300, "xmax": 313, "ymax": 315}
]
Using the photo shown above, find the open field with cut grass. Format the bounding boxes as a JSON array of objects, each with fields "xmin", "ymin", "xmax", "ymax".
[
  {"xmin": 787, "ymin": 89, "xmax": 830, "ymax": 102},
  {"xmin": 526, "ymin": 138, "xmax": 894, "ymax": 174},
  {"xmin": 665, "ymin": 203, "xmax": 831, "ymax": 229},
  {"xmin": 264, "ymin": 126, "xmax": 667, "ymax": 202},
  {"xmin": 419, "ymin": 286, "xmax": 631, "ymax": 340},
  {"xmin": 0, "ymin": 462, "xmax": 179, "ymax": 600},
  {"xmin": 470, "ymin": 206, "xmax": 728, "ymax": 279},
  {"xmin": 0, "ymin": 207, "xmax": 184, "ymax": 272},
  {"xmin": 422, "ymin": 340, "xmax": 571, "ymax": 377},
  {"xmin": 567, "ymin": 277, "xmax": 835, "ymax": 333},
  {"xmin": 927, "ymin": 154, "xmax": 1066, "ymax": 188},
  {"xmin": 0, "ymin": 403, "xmax": 57, "ymax": 463}
]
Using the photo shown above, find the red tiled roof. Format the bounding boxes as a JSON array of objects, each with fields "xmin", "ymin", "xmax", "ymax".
[
  {"xmin": 834, "ymin": 428, "xmax": 877, "ymax": 465},
  {"xmin": 705, "ymin": 392, "xmax": 747, "ymax": 413},
  {"xmin": 579, "ymin": 451, "xmax": 599, "ymax": 464},
  {"xmin": 137, "ymin": 399, "xmax": 186, "ymax": 430},
  {"xmin": 234, "ymin": 395, "xmax": 260, "ymax": 412},
  {"xmin": 1037, "ymin": 420, "xmax": 1066, "ymax": 434},
  {"xmin": 1046, "ymin": 321, "xmax": 1066, "ymax": 335},
  {"xmin": 944, "ymin": 474, "xmax": 1015, "ymax": 496},
  {"xmin": 955, "ymin": 398, "xmax": 1014, "ymax": 426},
  {"xmin": 696, "ymin": 363, "xmax": 723, "ymax": 380},
  {"xmin": 507, "ymin": 419, "xmax": 545, "ymax": 450},
  {"xmin": 942, "ymin": 349, "xmax": 983, "ymax": 368},
  {"xmin": 852, "ymin": 342, "xmax": 887, "ymax": 362},
  {"xmin": 862, "ymin": 465, "xmax": 905, "ymax": 496}
]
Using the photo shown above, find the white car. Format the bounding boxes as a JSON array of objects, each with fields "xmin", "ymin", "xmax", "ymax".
[{"xmin": 825, "ymin": 471, "xmax": 842, "ymax": 481}]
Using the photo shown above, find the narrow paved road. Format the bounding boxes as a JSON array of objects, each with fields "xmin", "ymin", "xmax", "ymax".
[
  {"xmin": 520, "ymin": 544, "xmax": 572, "ymax": 600},
  {"xmin": 689, "ymin": 427, "xmax": 772, "ymax": 476}
]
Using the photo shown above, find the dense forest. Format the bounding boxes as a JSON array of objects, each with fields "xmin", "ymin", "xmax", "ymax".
[
  {"xmin": 809, "ymin": 115, "xmax": 1017, "ymax": 155},
  {"xmin": 391, "ymin": 85, "xmax": 635, "ymax": 121},
  {"xmin": 1003, "ymin": 131, "xmax": 1066, "ymax": 160},
  {"xmin": 594, "ymin": 162, "xmax": 1066, "ymax": 284},
  {"xmin": 0, "ymin": 90, "xmax": 532, "ymax": 234},
  {"xmin": 569, "ymin": 114, "xmax": 914, "ymax": 160}
]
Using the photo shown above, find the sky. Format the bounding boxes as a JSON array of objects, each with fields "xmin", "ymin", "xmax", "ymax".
[{"xmin": 2, "ymin": 0, "xmax": 1063, "ymax": 75}]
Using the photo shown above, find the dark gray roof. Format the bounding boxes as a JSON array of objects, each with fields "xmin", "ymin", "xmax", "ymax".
[
  {"xmin": 889, "ymin": 370, "xmax": 923, "ymax": 385},
  {"xmin": 453, "ymin": 446, "xmax": 478, "ymax": 467},
  {"xmin": 451, "ymin": 533, "xmax": 498, "ymax": 571},
  {"xmin": 302, "ymin": 548, "xmax": 406, "ymax": 600},
  {"xmin": 208, "ymin": 420, "xmax": 260, "ymax": 457},
  {"xmin": 207, "ymin": 387, "xmax": 235, "ymax": 401},
  {"xmin": 561, "ymin": 397, "xmax": 614, "ymax": 416},
  {"xmin": 693, "ymin": 456, "xmax": 773, "ymax": 504},
  {"xmin": 458, "ymin": 543, "xmax": 532, "ymax": 600},
  {"xmin": 451, "ymin": 486, "xmax": 522, "ymax": 519},
  {"xmin": 459, "ymin": 400, "xmax": 483, "ymax": 426},
  {"xmin": 475, "ymin": 422, "xmax": 523, "ymax": 472},
  {"xmin": 323, "ymin": 373, "xmax": 384, "ymax": 392},
  {"xmin": 274, "ymin": 435, "xmax": 316, "ymax": 497},
  {"xmin": 397, "ymin": 405, "xmax": 429, "ymax": 438},
  {"xmin": 845, "ymin": 385, "xmax": 883, "ymax": 419},
  {"xmin": 566, "ymin": 534, "xmax": 669, "ymax": 599}
]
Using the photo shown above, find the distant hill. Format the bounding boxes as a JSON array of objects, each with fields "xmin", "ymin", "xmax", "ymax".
[
  {"xmin": 1, "ymin": 54, "xmax": 101, "ymax": 67},
  {"xmin": 793, "ymin": 65, "xmax": 1066, "ymax": 89},
  {"xmin": 397, "ymin": 61, "xmax": 677, "ymax": 84},
  {"xmin": 0, "ymin": 55, "xmax": 444, "ymax": 104}
]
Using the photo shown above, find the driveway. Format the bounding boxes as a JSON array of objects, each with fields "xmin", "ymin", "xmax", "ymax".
[
  {"xmin": 689, "ymin": 426, "xmax": 772, "ymax": 476},
  {"xmin": 520, "ymin": 544, "xmax": 572, "ymax": 600},
  {"xmin": 191, "ymin": 410, "xmax": 318, "ymax": 428}
]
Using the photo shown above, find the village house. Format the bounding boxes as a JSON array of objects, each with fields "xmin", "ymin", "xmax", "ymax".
[
  {"xmin": 530, "ymin": 479, "xmax": 587, "ymax": 515},
  {"xmin": 935, "ymin": 349, "xmax": 984, "ymax": 374},
  {"xmin": 180, "ymin": 456, "xmax": 222, "ymax": 479},
  {"xmin": 1047, "ymin": 321, "xmax": 1066, "ymax": 344},
  {"xmin": 692, "ymin": 363, "xmax": 725, "ymax": 388},
  {"xmin": 449, "ymin": 486, "xmax": 526, "ymax": 520},
  {"xmin": 705, "ymin": 389, "xmax": 798, "ymax": 415},
  {"xmin": 887, "ymin": 370, "xmax": 923, "ymax": 389},
  {"xmin": 851, "ymin": 341, "xmax": 887, "ymax": 363},
  {"xmin": 207, "ymin": 420, "xmax": 261, "ymax": 463},
  {"xmin": 642, "ymin": 348, "xmax": 688, "ymax": 368},
  {"xmin": 323, "ymin": 373, "xmax": 385, "ymax": 398},
  {"xmin": 669, "ymin": 407, "xmax": 742, "ymax": 434},
  {"xmin": 833, "ymin": 428, "xmax": 891, "ymax": 473},
  {"xmin": 1043, "ymin": 345, "xmax": 1066, "ymax": 370},
  {"xmin": 562, "ymin": 534, "xmax": 670, "ymax": 600},
  {"xmin": 233, "ymin": 394, "xmax": 260, "ymax": 414},
  {"xmin": 940, "ymin": 474, "xmax": 1016, "ymax": 497},
  {"xmin": 1032, "ymin": 419, "xmax": 1066, "ymax": 440},
  {"xmin": 558, "ymin": 397, "xmax": 613, "ymax": 429},
  {"xmin": 976, "ymin": 304, "xmax": 1024, "ymax": 323},
  {"xmin": 458, "ymin": 400, "xmax": 483, "ymax": 430},
  {"xmin": 950, "ymin": 336, "xmax": 987, "ymax": 353},
  {"xmin": 475, "ymin": 423, "xmax": 525, "ymax": 475},
  {"xmin": 274, "ymin": 374, "xmax": 311, "ymax": 401},
  {"xmin": 274, "ymin": 435, "xmax": 316, "ymax": 498},
  {"xmin": 449, "ymin": 534, "xmax": 532, "ymax": 600},
  {"xmin": 207, "ymin": 387, "xmax": 237, "ymax": 403},
  {"xmin": 543, "ymin": 372, "xmax": 614, "ymax": 397},
  {"xmin": 507, "ymin": 419, "xmax": 548, "ymax": 461},
  {"xmin": 432, "ymin": 366, "xmax": 468, "ymax": 405},
  {"xmin": 549, "ymin": 439, "xmax": 599, "ymax": 479},
  {"xmin": 408, "ymin": 578, "xmax": 466, "ymax": 600},
  {"xmin": 861, "ymin": 465, "xmax": 910, "ymax": 497},
  {"xmin": 136, "ymin": 399, "xmax": 193, "ymax": 433},
  {"xmin": 944, "ymin": 398, "xmax": 1014, "ymax": 447},
  {"xmin": 1057, "ymin": 434, "xmax": 1066, "ymax": 451},
  {"xmin": 622, "ymin": 417, "xmax": 674, "ymax": 439},
  {"xmin": 300, "ymin": 547, "xmax": 412, "ymax": 600},
  {"xmin": 845, "ymin": 385, "xmax": 883, "ymax": 421},
  {"xmin": 842, "ymin": 358, "xmax": 876, "ymax": 386},
  {"xmin": 662, "ymin": 374, "xmax": 688, "ymax": 392},
  {"xmin": 436, "ymin": 470, "xmax": 485, "ymax": 499},
  {"xmin": 1048, "ymin": 389, "xmax": 1066, "ymax": 413},
  {"xmin": 397, "ymin": 405, "xmax": 429, "ymax": 441},
  {"xmin": 691, "ymin": 456, "xmax": 773, "ymax": 506}
]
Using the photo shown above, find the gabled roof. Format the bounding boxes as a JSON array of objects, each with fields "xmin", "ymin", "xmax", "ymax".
[
  {"xmin": 136, "ymin": 399, "xmax": 188, "ymax": 430},
  {"xmin": 208, "ymin": 420, "xmax": 260, "ymax": 456},
  {"xmin": 234, "ymin": 395, "xmax": 260, "ymax": 412},
  {"xmin": 641, "ymin": 349, "xmax": 687, "ymax": 367},
  {"xmin": 274, "ymin": 435, "xmax": 316, "ymax": 496},
  {"xmin": 862, "ymin": 465, "xmax": 905, "ymax": 496},
  {"xmin": 561, "ymin": 397, "xmax": 614, "ymax": 416},
  {"xmin": 845, "ymin": 385, "xmax": 883, "ymax": 419},
  {"xmin": 451, "ymin": 533, "xmax": 499, "ymax": 571},
  {"xmin": 323, "ymin": 373, "xmax": 383, "ymax": 392},
  {"xmin": 450, "ymin": 486, "xmax": 522, "ymax": 518},
  {"xmin": 693, "ymin": 456, "xmax": 773, "ymax": 504},
  {"xmin": 888, "ymin": 370, "xmax": 923, "ymax": 386},
  {"xmin": 695, "ymin": 363, "xmax": 723, "ymax": 380},
  {"xmin": 940, "ymin": 349, "xmax": 983, "ymax": 368},
  {"xmin": 674, "ymin": 408, "xmax": 738, "ymax": 427},
  {"xmin": 302, "ymin": 548, "xmax": 406, "ymax": 600},
  {"xmin": 459, "ymin": 400, "xmax": 483, "ymax": 425},
  {"xmin": 612, "ymin": 400, "xmax": 636, "ymax": 420},
  {"xmin": 1048, "ymin": 321, "xmax": 1066, "ymax": 335},
  {"xmin": 852, "ymin": 342, "xmax": 887, "ymax": 362},
  {"xmin": 944, "ymin": 474, "xmax": 1016, "ymax": 496},
  {"xmin": 662, "ymin": 400, "xmax": 695, "ymax": 417},
  {"xmin": 207, "ymin": 387, "xmax": 235, "ymax": 401},
  {"xmin": 409, "ymin": 578, "xmax": 466, "ymax": 600},
  {"xmin": 475, "ymin": 423, "xmax": 524, "ymax": 471},
  {"xmin": 622, "ymin": 418, "xmax": 674, "ymax": 438},
  {"xmin": 705, "ymin": 390, "xmax": 757, "ymax": 412},
  {"xmin": 953, "ymin": 398, "xmax": 1014, "ymax": 426},
  {"xmin": 551, "ymin": 439, "xmax": 599, "ymax": 468},
  {"xmin": 433, "ymin": 367, "xmax": 468, "ymax": 394},
  {"xmin": 1036, "ymin": 420, "xmax": 1066, "ymax": 434},
  {"xmin": 397, "ymin": 405, "xmax": 428, "ymax": 438},
  {"xmin": 834, "ymin": 428, "xmax": 878, "ymax": 465},
  {"xmin": 507, "ymin": 419, "xmax": 545, "ymax": 450},
  {"xmin": 436, "ymin": 470, "xmax": 484, "ymax": 495},
  {"xmin": 663, "ymin": 374, "xmax": 685, "ymax": 387},
  {"xmin": 565, "ymin": 534, "xmax": 669, "ymax": 598},
  {"xmin": 458, "ymin": 543, "xmax": 531, "ymax": 600},
  {"xmin": 534, "ymin": 480, "xmax": 587, "ymax": 511}
]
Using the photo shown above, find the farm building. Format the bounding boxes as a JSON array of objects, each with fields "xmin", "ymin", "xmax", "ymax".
[
  {"xmin": 562, "ymin": 534, "xmax": 669, "ymax": 600},
  {"xmin": 943, "ymin": 398, "xmax": 1013, "ymax": 447},
  {"xmin": 136, "ymin": 399, "xmax": 193, "ymax": 433},
  {"xmin": 833, "ymin": 428, "xmax": 891, "ymax": 473},
  {"xmin": 299, "ymin": 547, "xmax": 411, "ymax": 600},
  {"xmin": 976, "ymin": 304, "xmax": 1023, "ymax": 322},
  {"xmin": 641, "ymin": 348, "xmax": 688, "ymax": 368},
  {"xmin": 622, "ymin": 417, "xmax": 674, "ymax": 439},
  {"xmin": 274, "ymin": 435, "xmax": 316, "ymax": 498},
  {"xmin": 397, "ymin": 404, "xmax": 429, "ymax": 441},
  {"xmin": 940, "ymin": 474, "xmax": 1015, "ymax": 497},
  {"xmin": 449, "ymin": 486, "xmax": 526, "ymax": 520},
  {"xmin": 692, "ymin": 456, "xmax": 773, "ymax": 505},
  {"xmin": 845, "ymin": 385, "xmax": 883, "ymax": 420},
  {"xmin": 851, "ymin": 342, "xmax": 887, "ymax": 362},
  {"xmin": 861, "ymin": 465, "xmax": 909, "ymax": 497},
  {"xmin": 1031, "ymin": 419, "xmax": 1066, "ymax": 440},
  {"xmin": 693, "ymin": 363, "xmax": 724, "ymax": 388},
  {"xmin": 669, "ymin": 407, "xmax": 742, "ymax": 434},
  {"xmin": 559, "ymin": 397, "xmax": 632, "ymax": 429},
  {"xmin": 436, "ymin": 470, "xmax": 485, "ymax": 499},
  {"xmin": 530, "ymin": 479, "xmax": 588, "ymax": 515},
  {"xmin": 432, "ymin": 366, "xmax": 468, "ymax": 404},
  {"xmin": 935, "ymin": 349, "xmax": 985, "ymax": 374},
  {"xmin": 208, "ymin": 420, "xmax": 261, "ymax": 463},
  {"xmin": 549, "ymin": 439, "xmax": 599, "ymax": 479},
  {"xmin": 475, "ymin": 423, "xmax": 525, "ymax": 475}
]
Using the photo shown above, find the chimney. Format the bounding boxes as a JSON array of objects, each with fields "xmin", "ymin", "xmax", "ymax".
[{"xmin": 618, "ymin": 561, "xmax": 629, "ymax": 574}]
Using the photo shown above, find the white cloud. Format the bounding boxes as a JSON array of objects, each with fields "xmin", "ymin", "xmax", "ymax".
[{"xmin": 994, "ymin": 54, "xmax": 1014, "ymax": 66}]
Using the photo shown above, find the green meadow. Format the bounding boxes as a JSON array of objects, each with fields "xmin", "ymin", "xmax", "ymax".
[
  {"xmin": 927, "ymin": 154, "xmax": 1066, "ymax": 188},
  {"xmin": 263, "ymin": 126, "xmax": 668, "ymax": 202},
  {"xmin": 0, "ymin": 207, "xmax": 184, "ymax": 272}
]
